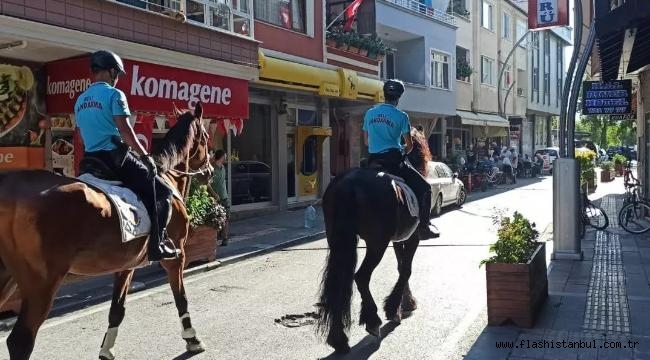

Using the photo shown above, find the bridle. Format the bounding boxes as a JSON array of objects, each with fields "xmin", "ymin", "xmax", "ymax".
[{"xmin": 168, "ymin": 120, "xmax": 213, "ymax": 177}]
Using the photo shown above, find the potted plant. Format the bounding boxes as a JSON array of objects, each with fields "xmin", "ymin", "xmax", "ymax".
[
  {"xmin": 613, "ymin": 154, "xmax": 626, "ymax": 176},
  {"xmin": 481, "ymin": 211, "xmax": 547, "ymax": 328},
  {"xmin": 325, "ymin": 29, "xmax": 338, "ymax": 48},
  {"xmin": 184, "ymin": 179, "xmax": 227, "ymax": 267},
  {"xmin": 457, "ymin": 57, "xmax": 473, "ymax": 80},
  {"xmin": 347, "ymin": 31, "xmax": 361, "ymax": 54},
  {"xmin": 600, "ymin": 160, "xmax": 615, "ymax": 182},
  {"xmin": 358, "ymin": 35, "xmax": 370, "ymax": 57},
  {"xmin": 577, "ymin": 148, "xmax": 597, "ymax": 193}
]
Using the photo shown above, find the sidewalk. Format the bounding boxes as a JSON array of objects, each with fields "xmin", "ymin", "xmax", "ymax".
[
  {"xmin": 465, "ymin": 176, "xmax": 650, "ymax": 360},
  {"xmin": 0, "ymin": 206, "xmax": 324, "ymax": 326}
]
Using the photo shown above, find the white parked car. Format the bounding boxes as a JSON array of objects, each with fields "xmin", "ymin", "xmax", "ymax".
[{"xmin": 425, "ymin": 161, "xmax": 466, "ymax": 216}]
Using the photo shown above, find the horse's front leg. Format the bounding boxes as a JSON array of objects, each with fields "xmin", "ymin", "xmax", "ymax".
[
  {"xmin": 160, "ymin": 258, "xmax": 205, "ymax": 354},
  {"xmin": 99, "ymin": 270, "xmax": 134, "ymax": 360}
]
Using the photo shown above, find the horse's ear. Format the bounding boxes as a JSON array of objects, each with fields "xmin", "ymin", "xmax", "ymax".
[
  {"xmin": 194, "ymin": 102, "xmax": 203, "ymax": 119},
  {"xmin": 172, "ymin": 102, "xmax": 183, "ymax": 116}
]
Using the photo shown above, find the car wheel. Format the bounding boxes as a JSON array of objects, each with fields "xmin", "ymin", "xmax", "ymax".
[
  {"xmin": 456, "ymin": 188, "xmax": 466, "ymax": 206},
  {"xmin": 432, "ymin": 194, "xmax": 442, "ymax": 217}
]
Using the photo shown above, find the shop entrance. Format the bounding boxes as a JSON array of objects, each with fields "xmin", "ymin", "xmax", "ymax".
[{"xmin": 287, "ymin": 106, "xmax": 320, "ymax": 204}]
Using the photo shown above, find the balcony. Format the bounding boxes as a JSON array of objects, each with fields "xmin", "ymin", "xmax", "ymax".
[
  {"xmin": 114, "ymin": 0, "xmax": 253, "ymax": 37},
  {"xmin": 379, "ymin": 0, "xmax": 457, "ymax": 26}
]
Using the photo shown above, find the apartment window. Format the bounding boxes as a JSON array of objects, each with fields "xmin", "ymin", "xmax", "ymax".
[
  {"xmin": 456, "ymin": 46, "xmax": 471, "ymax": 82},
  {"xmin": 254, "ymin": 0, "xmax": 306, "ymax": 33},
  {"xmin": 556, "ymin": 42, "xmax": 564, "ymax": 107},
  {"xmin": 448, "ymin": 0, "xmax": 469, "ymax": 17},
  {"xmin": 481, "ymin": 56, "xmax": 495, "ymax": 85},
  {"xmin": 186, "ymin": 0, "xmax": 253, "ymax": 36},
  {"xmin": 118, "ymin": 0, "xmax": 181, "ymax": 12},
  {"xmin": 543, "ymin": 32, "xmax": 551, "ymax": 104},
  {"xmin": 502, "ymin": 12, "xmax": 511, "ymax": 40},
  {"xmin": 431, "ymin": 50, "xmax": 451, "ymax": 90},
  {"xmin": 516, "ymin": 19, "xmax": 527, "ymax": 47},
  {"xmin": 531, "ymin": 33, "xmax": 539, "ymax": 101},
  {"xmin": 500, "ymin": 62, "xmax": 512, "ymax": 88},
  {"xmin": 482, "ymin": 1, "xmax": 494, "ymax": 31},
  {"xmin": 381, "ymin": 53, "xmax": 396, "ymax": 80}
]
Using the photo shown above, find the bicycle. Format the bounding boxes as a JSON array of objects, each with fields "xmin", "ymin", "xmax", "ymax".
[
  {"xmin": 579, "ymin": 191, "xmax": 609, "ymax": 238},
  {"xmin": 618, "ymin": 182, "xmax": 650, "ymax": 234}
]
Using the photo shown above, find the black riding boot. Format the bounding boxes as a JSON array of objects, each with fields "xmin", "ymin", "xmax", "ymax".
[
  {"xmin": 418, "ymin": 190, "xmax": 440, "ymax": 240},
  {"xmin": 147, "ymin": 200, "xmax": 180, "ymax": 261}
]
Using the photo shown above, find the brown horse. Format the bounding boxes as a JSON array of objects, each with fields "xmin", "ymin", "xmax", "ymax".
[{"xmin": 0, "ymin": 103, "xmax": 212, "ymax": 360}]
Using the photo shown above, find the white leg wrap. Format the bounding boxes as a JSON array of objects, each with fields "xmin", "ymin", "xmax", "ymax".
[
  {"xmin": 99, "ymin": 327, "xmax": 118, "ymax": 360},
  {"xmin": 180, "ymin": 313, "xmax": 196, "ymax": 339}
]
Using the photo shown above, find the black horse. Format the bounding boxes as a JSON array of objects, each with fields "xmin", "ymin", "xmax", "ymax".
[{"xmin": 317, "ymin": 128, "xmax": 432, "ymax": 353}]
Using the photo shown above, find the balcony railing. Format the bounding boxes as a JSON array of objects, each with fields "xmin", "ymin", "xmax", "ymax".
[
  {"xmin": 380, "ymin": 0, "xmax": 457, "ymax": 26},
  {"xmin": 113, "ymin": 0, "xmax": 252, "ymax": 37}
]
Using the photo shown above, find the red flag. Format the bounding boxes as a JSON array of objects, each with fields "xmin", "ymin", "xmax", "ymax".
[{"xmin": 343, "ymin": 0, "xmax": 363, "ymax": 31}]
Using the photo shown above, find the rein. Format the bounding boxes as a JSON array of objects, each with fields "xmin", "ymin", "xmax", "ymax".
[{"xmin": 165, "ymin": 121, "xmax": 212, "ymax": 177}]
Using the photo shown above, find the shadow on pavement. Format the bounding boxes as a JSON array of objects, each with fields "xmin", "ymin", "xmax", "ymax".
[
  {"xmin": 464, "ymin": 176, "xmax": 548, "ymax": 204},
  {"xmin": 318, "ymin": 321, "xmax": 400, "ymax": 360},
  {"xmin": 170, "ymin": 351, "xmax": 204, "ymax": 360}
]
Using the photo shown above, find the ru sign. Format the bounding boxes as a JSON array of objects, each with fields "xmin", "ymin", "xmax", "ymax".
[
  {"xmin": 528, "ymin": 0, "xmax": 569, "ymax": 30},
  {"xmin": 538, "ymin": 0, "xmax": 557, "ymax": 23}
]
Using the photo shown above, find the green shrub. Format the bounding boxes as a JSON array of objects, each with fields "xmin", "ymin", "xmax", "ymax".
[
  {"xmin": 613, "ymin": 153, "xmax": 627, "ymax": 165},
  {"xmin": 576, "ymin": 148, "xmax": 596, "ymax": 185},
  {"xmin": 600, "ymin": 161, "xmax": 614, "ymax": 171},
  {"xmin": 186, "ymin": 178, "xmax": 227, "ymax": 230},
  {"xmin": 481, "ymin": 212, "xmax": 540, "ymax": 265}
]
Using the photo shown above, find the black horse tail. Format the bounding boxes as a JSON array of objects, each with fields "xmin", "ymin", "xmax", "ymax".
[{"xmin": 316, "ymin": 180, "xmax": 359, "ymax": 340}]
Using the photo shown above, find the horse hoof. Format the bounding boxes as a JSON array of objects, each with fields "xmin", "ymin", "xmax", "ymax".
[
  {"xmin": 99, "ymin": 354, "xmax": 115, "ymax": 360},
  {"xmin": 391, "ymin": 312, "xmax": 402, "ymax": 324},
  {"xmin": 186, "ymin": 341, "xmax": 205, "ymax": 353},
  {"xmin": 366, "ymin": 325, "xmax": 381, "ymax": 338}
]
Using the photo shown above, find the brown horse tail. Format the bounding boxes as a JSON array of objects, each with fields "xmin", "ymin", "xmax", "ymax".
[{"xmin": 316, "ymin": 180, "xmax": 358, "ymax": 341}]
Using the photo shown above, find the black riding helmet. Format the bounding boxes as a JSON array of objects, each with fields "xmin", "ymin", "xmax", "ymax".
[
  {"xmin": 90, "ymin": 50, "xmax": 126, "ymax": 76},
  {"xmin": 383, "ymin": 79, "xmax": 405, "ymax": 100}
]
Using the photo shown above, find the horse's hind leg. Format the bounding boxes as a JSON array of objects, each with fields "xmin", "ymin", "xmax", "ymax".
[
  {"xmin": 7, "ymin": 275, "xmax": 64, "ymax": 360},
  {"xmin": 160, "ymin": 259, "xmax": 205, "ymax": 354},
  {"xmin": 384, "ymin": 235, "xmax": 419, "ymax": 322},
  {"xmin": 355, "ymin": 238, "xmax": 389, "ymax": 338},
  {"xmin": 99, "ymin": 270, "xmax": 134, "ymax": 360}
]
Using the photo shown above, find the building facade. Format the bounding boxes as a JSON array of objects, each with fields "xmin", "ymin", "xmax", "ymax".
[
  {"xmin": 326, "ymin": 0, "xmax": 458, "ymax": 166},
  {"xmin": 0, "ymin": 0, "xmax": 257, "ymax": 175}
]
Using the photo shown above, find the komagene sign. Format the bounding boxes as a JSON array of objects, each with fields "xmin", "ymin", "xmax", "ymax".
[
  {"xmin": 46, "ymin": 56, "xmax": 249, "ymax": 118},
  {"xmin": 528, "ymin": 0, "xmax": 569, "ymax": 30}
]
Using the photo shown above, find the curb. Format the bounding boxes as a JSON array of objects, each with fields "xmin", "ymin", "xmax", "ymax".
[
  {"xmin": 0, "ymin": 230, "xmax": 326, "ymax": 331},
  {"xmin": 182, "ymin": 230, "xmax": 325, "ymax": 277}
]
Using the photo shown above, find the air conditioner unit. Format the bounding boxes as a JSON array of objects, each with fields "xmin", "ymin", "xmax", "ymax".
[{"xmin": 517, "ymin": 87, "xmax": 524, "ymax": 96}]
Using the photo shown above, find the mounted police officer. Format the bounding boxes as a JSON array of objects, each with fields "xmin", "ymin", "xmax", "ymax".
[
  {"xmin": 74, "ymin": 50, "xmax": 180, "ymax": 261},
  {"xmin": 363, "ymin": 79, "xmax": 439, "ymax": 239}
]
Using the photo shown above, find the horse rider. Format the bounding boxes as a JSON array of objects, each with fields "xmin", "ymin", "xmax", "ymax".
[
  {"xmin": 74, "ymin": 50, "xmax": 180, "ymax": 261},
  {"xmin": 363, "ymin": 79, "xmax": 439, "ymax": 240}
]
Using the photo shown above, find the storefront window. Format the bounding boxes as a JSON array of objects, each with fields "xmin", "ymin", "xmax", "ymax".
[{"xmin": 229, "ymin": 104, "xmax": 273, "ymax": 205}]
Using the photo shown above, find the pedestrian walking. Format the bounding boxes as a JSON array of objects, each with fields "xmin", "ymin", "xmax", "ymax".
[{"xmin": 207, "ymin": 149, "xmax": 231, "ymax": 246}]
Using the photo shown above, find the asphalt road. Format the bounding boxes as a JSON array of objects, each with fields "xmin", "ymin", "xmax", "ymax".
[{"xmin": 0, "ymin": 176, "xmax": 553, "ymax": 360}]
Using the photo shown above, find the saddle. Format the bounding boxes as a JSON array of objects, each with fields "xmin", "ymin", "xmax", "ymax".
[{"xmin": 79, "ymin": 156, "xmax": 120, "ymax": 182}]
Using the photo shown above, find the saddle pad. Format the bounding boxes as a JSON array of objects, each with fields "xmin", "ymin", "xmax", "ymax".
[
  {"xmin": 377, "ymin": 172, "xmax": 419, "ymax": 218},
  {"xmin": 77, "ymin": 173, "xmax": 151, "ymax": 243}
]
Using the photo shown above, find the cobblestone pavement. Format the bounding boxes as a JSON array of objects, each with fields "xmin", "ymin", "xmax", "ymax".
[{"xmin": 466, "ymin": 175, "xmax": 650, "ymax": 360}]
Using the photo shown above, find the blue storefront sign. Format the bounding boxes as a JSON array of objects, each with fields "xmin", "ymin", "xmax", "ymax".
[{"xmin": 582, "ymin": 80, "xmax": 632, "ymax": 115}]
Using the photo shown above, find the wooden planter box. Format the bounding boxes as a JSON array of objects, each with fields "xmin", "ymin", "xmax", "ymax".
[
  {"xmin": 600, "ymin": 169, "xmax": 615, "ymax": 182},
  {"xmin": 486, "ymin": 242, "xmax": 548, "ymax": 328},
  {"xmin": 184, "ymin": 225, "xmax": 218, "ymax": 268},
  {"xmin": 615, "ymin": 163, "xmax": 624, "ymax": 176}
]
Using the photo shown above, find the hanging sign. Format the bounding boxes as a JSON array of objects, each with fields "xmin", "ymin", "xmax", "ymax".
[
  {"xmin": 582, "ymin": 80, "xmax": 632, "ymax": 115},
  {"xmin": 528, "ymin": 0, "xmax": 570, "ymax": 30}
]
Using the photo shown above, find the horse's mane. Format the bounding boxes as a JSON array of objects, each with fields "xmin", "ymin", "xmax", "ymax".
[
  {"xmin": 408, "ymin": 127, "xmax": 432, "ymax": 177},
  {"xmin": 153, "ymin": 111, "xmax": 196, "ymax": 172}
]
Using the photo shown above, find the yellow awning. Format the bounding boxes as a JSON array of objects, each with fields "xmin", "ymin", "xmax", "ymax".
[{"xmin": 257, "ymin": 51, "xmax": 383, "ymax": 102}]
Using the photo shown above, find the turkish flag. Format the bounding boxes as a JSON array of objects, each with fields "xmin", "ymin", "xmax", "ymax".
[
  {"xmin": 344, "ymin": 0, "xmax": 363, "ymax": 31},
  {"xmin": 134, "ymin": 115, "xmax": 154, "ymax": 152}
]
